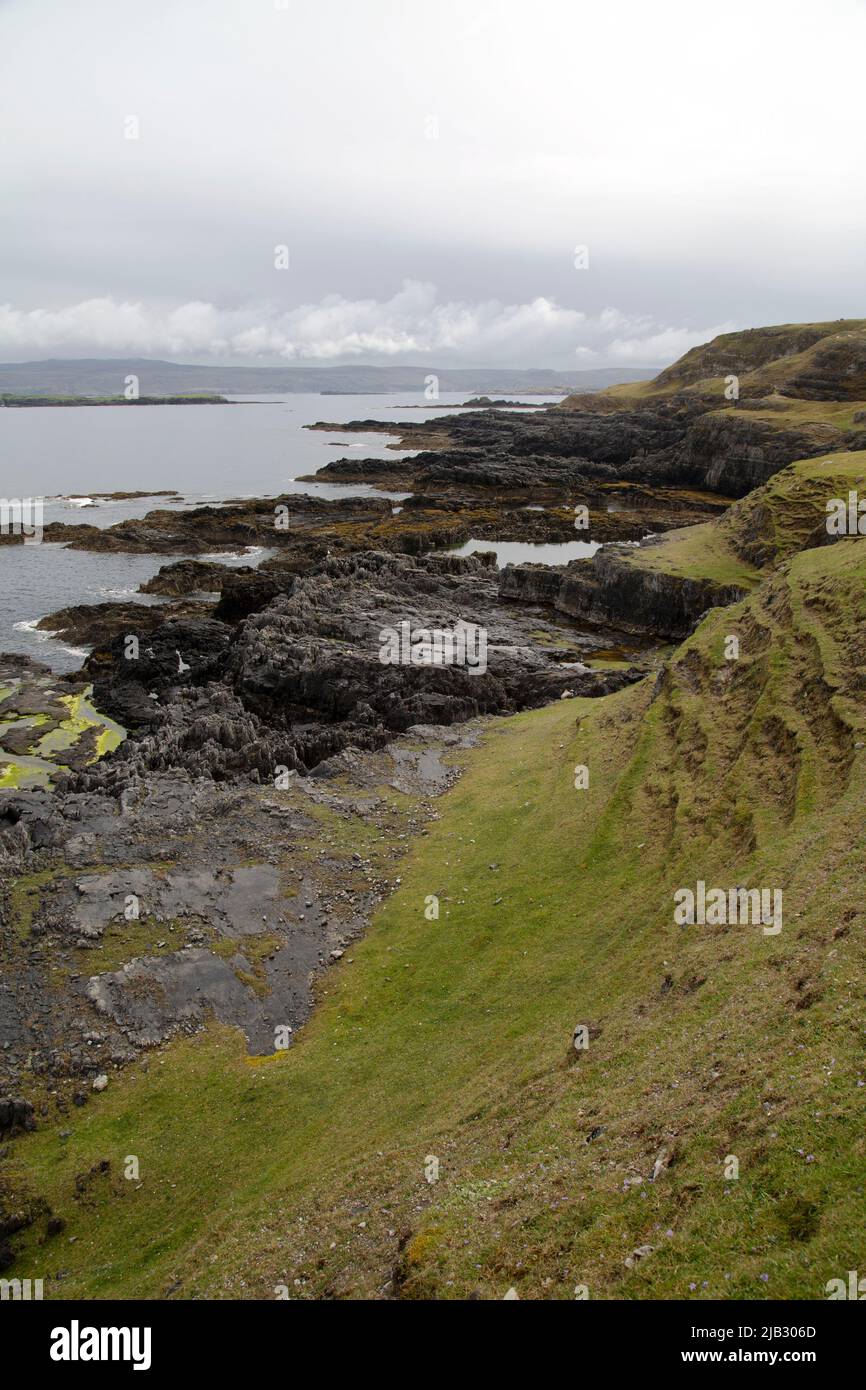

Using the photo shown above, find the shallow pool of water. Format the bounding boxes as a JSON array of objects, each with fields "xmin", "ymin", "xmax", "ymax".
[{"xmin": 445, "ymin": 538, "xmax": 601, "ymax": 567}]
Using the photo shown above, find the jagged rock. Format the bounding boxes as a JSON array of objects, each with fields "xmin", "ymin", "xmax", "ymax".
[
  {"xmin": 140, "ymin": 559, "xmax": 243, "ymax": 596},
  {"xmin": 311, "ymin": 390, "xmax": 866, "ymax": 500},
  {"xmin": 83, "ymin": 616, "xmax": 233, "ymax": 727},
  {"xmin": 214, "ymin": 571, "xmax": 290, "ymax": 622},
  {"xmin": 37, "ymin": 493, "xmax": 393, "ymax": 554},
  {"xmin": 70, "ymin": 551, "xmax": 643, "ymax": 786}
]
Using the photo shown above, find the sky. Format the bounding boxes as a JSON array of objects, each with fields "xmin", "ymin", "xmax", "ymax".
[{"xmin": 1, "ymin": 0, "xmax": 865, "ymax": 370}]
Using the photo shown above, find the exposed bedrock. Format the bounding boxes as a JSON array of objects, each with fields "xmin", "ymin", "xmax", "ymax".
[
  {"xmin": 25, "ymin": 486, "xmax": 703, "ymax": 571},
  {"xmin": 82, "ymin": 617, "xmax": 234, "ymax": 729},
  {"xmin": 626, "ymin": 412, "xmax": 866, "ymax": 495},
  {"xmin": 227, "ymin": 552, "xmax": 645, "ymax": 742},
  {"xmin": 36, "ymin": 493, "xmax": 394, "ymax": 554},
  {"xmin": 0, "ymin": 724, "xmax": 485, "ymax": 1094},
  {"xmin": 36, "ymin": 599, "xmax": 212, "ymax": 647},
  {"xmin": 500, "ymin": 546, "xmax": 750, "ymax": 641},
  {"xmin": 311, "ymin": 403, "xmax": 866, "ymax": 500},
  {"xmin": 76, "ymin": 552, "xmax": 645, "ymax": 785},
  {"xmin": 312, "ymin": 403, "xmax": 689, "ymax": 466},
  {"xmin": 775, "ymin": 332, "xmax": 866, "ymax": 400},
  {"xmin": 138, "ymin": 558, "xmax": 247, "ymax": 595},
  {"xmin": 305, "ymin": 403, "xmax": 693, "ymax": 495}
]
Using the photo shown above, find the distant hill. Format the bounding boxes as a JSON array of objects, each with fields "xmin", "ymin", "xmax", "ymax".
[
  {"xmin": 0, "ymin": 358, "xmax": 657, "ymax": 398},
  {"xmin": 559, "ymin": 319, "xmax": 866, "ymax": 408},
  {"xmin": 652, "ymin": 318, "xmax": 866, "ymax": 397}
]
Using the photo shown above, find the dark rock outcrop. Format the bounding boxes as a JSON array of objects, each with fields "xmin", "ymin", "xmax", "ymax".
[
  {"xmin": 0, "ymin": 1097, "xmax": 35, "ymax": 1139},
  {"xmin": 37, "ymin": 599, "xmax": 211, "ymax": 647},
  {"xmin": 73, "ymin": 552, "xmax": 645, "ymax": 786},
  {"xmin": 628, "ymin": 413, "xmax": 866, "ymax": 495},
  {"xmin": 310, "ymin": 397, "xmax": 866, "ymax": 501},
  {"xmin": 139, "ymin": 559, "xmax": 241, "ymax": 595},
  {"xmin": 83, "ymin": 617, "xmax": 233, "ymax": 728},
  {"xmin": 501, "ymin": 546, "xmax": 750, "ymax": 641}
]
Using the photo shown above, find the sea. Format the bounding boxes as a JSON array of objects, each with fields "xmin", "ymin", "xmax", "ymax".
[{"xmin": 0, "ymin": 392, "xmax": 570, "ymax": 671}]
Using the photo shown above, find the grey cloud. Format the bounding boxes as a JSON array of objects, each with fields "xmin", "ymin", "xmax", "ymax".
[{"xmin": 1, "ymin": 0, "xmax": 865, "ymax": 367}]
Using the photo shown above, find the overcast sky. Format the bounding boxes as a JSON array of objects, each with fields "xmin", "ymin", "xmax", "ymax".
[{"xmin": 1, "ymin": 0, "xmax": 864, "ymax": 369}]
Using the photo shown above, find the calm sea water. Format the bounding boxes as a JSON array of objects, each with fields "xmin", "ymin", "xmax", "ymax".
[{"xmin": 0, "ymin": 392, "xmax": 565, "ymax": 670}]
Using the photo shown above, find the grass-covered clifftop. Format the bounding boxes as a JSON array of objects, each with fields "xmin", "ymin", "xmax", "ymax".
[
  {"xmin": 500, "ymin": 434, "xmax": 858, "ymax": 647},
  {"xmin": 6, "ymin": 465, "xmax": 865, "ymax": 1297},
  {"xmin": 543, "ymin": 448, "xmax": 866, "ymax": 642},
  {"xmin": 622, "ymin": 446, "xmax": 866, "ymax": 583},
  {"xmin": 720, "ymin": 449, "xmax": 866, "ymax": 566},
  {"xmin": 553, "ymin": 322, "xmax": 866, "ymax": 504},
  {"xmin": 575, "ymin": 319, "xmax": 866, "ymax": 406},
  {"xmin": 613, "ymin": 449, "xmax": 866, "ymax": 580}
]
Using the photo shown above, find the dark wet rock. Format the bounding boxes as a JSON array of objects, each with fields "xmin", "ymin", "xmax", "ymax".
[
  {"xmin": 69, "ymin": 551, "xmax": 646, "ymax": 786},
  {"xmin": 307, "ymin": 403, "xmax": 689, "ymax": 494},
  {"xmin": 38, "ymin": 493, "xmax": 394, "ymax": 555},
  {"xmin": 214, "ymin": 570, "xmax": 290, "ymax": 623},
  {"xmin": 139, "ymin": 559, "xmax": 240, "ymax": 595},
  {"xmin": 497, "ymin": 564, "xmax": 564, "ymax": 607},
  {"xmin": 83, "ymin": 616, "xmax": 232, "ymax": 727},
  {"xmin": 37, "ymin": 600, "xmax": 211, "ymax": 648},
  {"xmin": 461, "ymin": 397, "xmax": 537, "ymax": 407},
  {"xmin": 311, "ymin": 402, "xmax": 688, "ymax": 475},
  {"xmin": 310, "ymin": 400, "xmax": 866, "ymax": 501},
  {"xmin": 141, "ymin": 556, "xmax": 301, "ymax": 622}
]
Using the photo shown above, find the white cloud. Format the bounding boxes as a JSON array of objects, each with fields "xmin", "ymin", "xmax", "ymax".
[
  {"xmin": 607, "ymin": 323, "xmax": 737, "ymax": 363},
  {"xmin": 1, "ymin": 0, "xmax": 864, "ymax": 340},
  {"xmin": 0, "ymin": 286, "xmax": 734, "ymax": 369}
]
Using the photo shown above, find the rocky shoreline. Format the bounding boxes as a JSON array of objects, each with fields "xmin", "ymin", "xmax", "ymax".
[
  {"xmin": 0, "ymin": 534, "xmax": 654, "ymax": 1117},
  {"xmin": 1, "ymin": 360, "xmax": 847, "ymax": 1138},
  {"xmin": 307, "ymin": 396, "xmax": 866, "ymax": 497}
]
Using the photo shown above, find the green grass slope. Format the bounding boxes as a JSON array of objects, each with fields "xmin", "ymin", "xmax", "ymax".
[
  {"xmin": 618, "ymin": 520, "xmax": 759, "ymax": 587},
  {"xmin": 6, "ymin": 538, "xmax": 866, "ymax": 1300},
  {"xmin": 607, "ymin": 448, "xmax": 866, "ymax": 589},
  {"xmin": 721, "ymin": 450, "xmax": 866, "ymax": 567}
]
